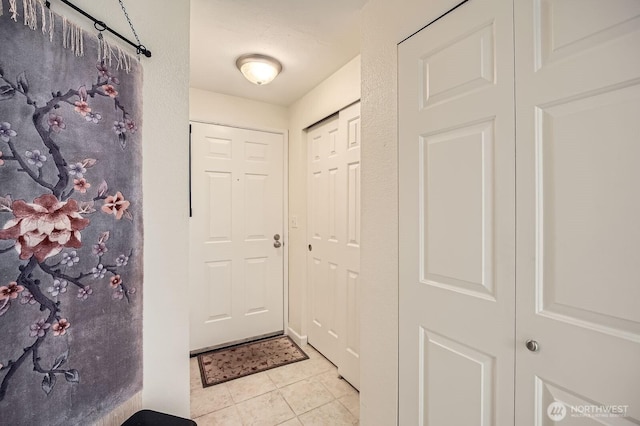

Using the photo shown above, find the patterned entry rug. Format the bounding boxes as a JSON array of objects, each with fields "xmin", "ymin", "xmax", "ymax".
[{"xmin": 197, "ymin": 335, "xmax": 308, "ymax": 387}]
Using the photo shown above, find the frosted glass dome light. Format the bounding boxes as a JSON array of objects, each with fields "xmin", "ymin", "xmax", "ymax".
[{"xmin": 236, "ymin": 54, "xmax": 282, "ymax": 85}]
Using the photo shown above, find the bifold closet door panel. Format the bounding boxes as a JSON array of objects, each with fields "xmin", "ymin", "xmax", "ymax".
[
  {"xmin": 514, "ymin": 0, "xmax": 640, "ymax": 422},
  {"xmin": 398, "ymin": 0, "xmax": 516, "ymax": 423}
]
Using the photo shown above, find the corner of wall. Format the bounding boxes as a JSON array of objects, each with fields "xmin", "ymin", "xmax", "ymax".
[
  {"xmin": 138, "ymin": 0, "xmax": 191, "ymax": 418},
  {"xmin": 287, "ymin": 327, "xmax": 308, "ymax": 346},
  {"xmin": 359, "ymin": 1, "xmax": 460, "ymax": 424}
]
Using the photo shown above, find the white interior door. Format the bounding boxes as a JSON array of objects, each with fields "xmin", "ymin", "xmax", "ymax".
[
  {"xmin": 307, "ymin": 102, "xmax": 361, "ymax": 389},
  {"xmin": 189, "ymin": 122, "xmax": 284, "ymax": 352},
  {"xmin": 514, "ymin": 0, "xmax": 640, "ymax": 422},
  {"xmin": 398, "ymin": 0, "xmax": 516, "ymax": 423},
  {"xmin": 338, "ymin": 102, "xmax": 361, "ymax": 389}
]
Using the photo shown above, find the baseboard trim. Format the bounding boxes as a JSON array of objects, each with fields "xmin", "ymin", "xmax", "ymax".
[
  {"xmin": 189, "ymin": 330, "xmax": 284, "ymax": 356},
  {"xmin": 286, "ymin": 327, "xmax": 308, "ymax": 346}
]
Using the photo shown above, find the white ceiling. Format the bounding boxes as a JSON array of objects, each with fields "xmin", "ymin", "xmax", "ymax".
[{"xmin": 190, "ymin": 0, "xmax": 366, "ymax": 107}]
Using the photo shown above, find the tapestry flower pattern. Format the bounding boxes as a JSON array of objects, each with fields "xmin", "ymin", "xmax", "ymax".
[{"xmin": 0, "ymin": 8, "xmax": 143, "ymax": 425}]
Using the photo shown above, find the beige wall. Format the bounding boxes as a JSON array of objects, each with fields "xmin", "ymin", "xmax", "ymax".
[
  {"xmin": 69, "ymin": 0, "xmax": 191, "ymax": 420},
  {"xmin": 360, "ymin": 1, "xmax": 459, "ymax": 424},
  {"xmin": 190, "ymin": 88, "xmax": 288, "ymax": 130},
  {"xmin": 286, "ymin": 56, "xmax": 361, "ymax": 338}
]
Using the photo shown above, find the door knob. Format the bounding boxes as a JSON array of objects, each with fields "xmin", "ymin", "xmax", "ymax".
[
  {"xmin": 525, "ymin": 339, "xmax": 539, "ymax": 352},
  {"xmin": 274, "ymin": 241, "xmax": 282, "ymax": 248}
]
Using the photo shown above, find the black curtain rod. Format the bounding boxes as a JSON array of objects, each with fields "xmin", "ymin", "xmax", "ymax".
[{"xmin": 45, "ymin": 0, "xmax": 151, "ymax": 57}]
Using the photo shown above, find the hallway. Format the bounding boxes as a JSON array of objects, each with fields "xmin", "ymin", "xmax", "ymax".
[{"xmin": 190, "ymin": 344, "xmax": 359, "ymax": 425}]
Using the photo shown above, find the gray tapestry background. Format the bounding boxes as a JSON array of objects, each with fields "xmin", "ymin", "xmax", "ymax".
[{"xmin": 0, "ymin": 5, "xmax": 143, "ymax": 425}]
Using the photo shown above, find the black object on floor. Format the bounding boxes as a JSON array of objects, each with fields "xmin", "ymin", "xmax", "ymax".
[{"xmin": 122, "ymin": 410, "xmax": 197, "ymax": 426}]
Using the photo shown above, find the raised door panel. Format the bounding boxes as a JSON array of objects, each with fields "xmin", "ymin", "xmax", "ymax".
[
  {"xmin": 422, "ymin": 121, "xmax": 495, "ymax": 300},
  {"xmin": 205, "ymin": 260, "xmax": 232, "ymax": 322},
  {"xmin": 347, "ymin": 162, "xmax": 360, "ymax": 248},
  {"xmin": 310, "ymin": 257, "xmax": 324, "ymax": 328},
  {"xmin": 534, "ymin": 0, "xmax": 640, "ymax": 70},
  {"xmin": 421, "ymin": 329, "xmax": 494, "ymax": 426},
  {"xmin": 536, "ymin": 87, "xmax": 640, "ymax": 338},
  {"xmin": 205, "ymin": 172, "xmax": 232, "ymax": 243},
  {"xmin": 346, "ymin": 270, "xmax": 360, "ymax": 359},
  {"xmin": 421, "ymin": 22, "xmax": 495, "ymax": 107},
  {"xmin": 326, "ymin": 262, "xmax": 339, "ymax": 340},
  {"xmin": 328, "ymin": 168, "xmax": 339, "ymax": 242},
  {"xmin": 310, "ymin": 171, "xmax": 324, "ymax": 240},
  {"xmin": 244, "ymin": 174, "xmax": 268, "ymax": 240},
  {"xmin": 244, "ymin": 140, "xmax": 269, "ymax": 163},
  {"xmin": 244, "ymin": 257, "xmax": 268, "ymax": 315}
]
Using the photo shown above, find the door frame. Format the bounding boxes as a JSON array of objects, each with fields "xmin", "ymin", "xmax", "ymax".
[{"xmin": 188, "ymin": 119, "xmax": 290, "ymax": 348}]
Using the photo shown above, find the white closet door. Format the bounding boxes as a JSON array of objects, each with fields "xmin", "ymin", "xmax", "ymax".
[
  {"xmin": 398, "ymin": 0, "xmax": 516, "ymax": 423},
  {"xmin": 307, "ymin": 102, "xmax": 361, "ymax": 389},
  {"xmin": 307, "ymin": 114, "xmax": 342, "ymax": 366},
  {"xmin": 514, "ymin": 0, "xmax": 640, "ymax": 422},
  {"xmin": 338, "ymin": 102, "xmax": 361, "ymax": 389},
  {"xmin": 189, "ymin": 122, "xmax": 284, "ymax": 352}
]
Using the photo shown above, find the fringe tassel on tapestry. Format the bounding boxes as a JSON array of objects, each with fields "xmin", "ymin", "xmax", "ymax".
[
  {"xmin": 0, "ymin": 0, "xmax": 136, "ymax": 71},
  {"xmin": 9, "ymin": 0, "xmax": 18, "ymax": 21}
]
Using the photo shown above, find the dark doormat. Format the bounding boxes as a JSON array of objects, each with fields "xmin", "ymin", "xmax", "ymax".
[{"xmin": 197, "ymin": 335, "xmax": 308, "ymax": 387}]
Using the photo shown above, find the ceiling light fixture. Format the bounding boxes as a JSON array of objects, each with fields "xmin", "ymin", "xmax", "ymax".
[{"xmin": 236, "ymin": 54, "xmax": 282, "ymax": 86}]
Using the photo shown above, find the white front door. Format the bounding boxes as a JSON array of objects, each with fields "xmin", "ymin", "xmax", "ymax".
[
  {"xmin": 189, "ymin": 122, "xmax": 285, "ymax": 352},
  {"xmin": 307, "ymin": 102, "xmax": 361, "ymax": 389},
  {"xmin": 514, "ymin": 0, "xmax": 640, "ymax": 422},
  {"xmin": 398, "ymin": 0, "xmax": 516, "ymax": 423}
]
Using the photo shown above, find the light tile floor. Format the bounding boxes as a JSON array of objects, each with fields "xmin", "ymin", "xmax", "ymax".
[{"xmin": 190, "ymin": 344, "xmax": 359, "ymax": 425}]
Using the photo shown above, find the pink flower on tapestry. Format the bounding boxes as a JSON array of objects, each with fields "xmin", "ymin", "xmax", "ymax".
[
  {"xmin": 52, "ymin": 318, "xmax": 70, "ymax": 336},
  {"xmin": 0, "ymin": 150, "xmax": 4, "ymax": 166},
  {"xmin": 102, "ymin": 84, "xmax": 118, "ymax": 98},
  {"xmin": 109, "ymin": 275, "xmax": 122, "ymax": 289},
  {"xmin": 101, "ymin": 192, "xmax": 130, "ymax": 220},
  {"xmin": 0, "ymin": 194, "xmax": 90, "ymax": 263},
  {"xmin": 74, "ymin": 100, "xmax": 91, "ymax": 116},
  {"xmin": 74, "ymin": 178, "xmax": 91, "ymax": 193},
  {"xmin": 0, "ymin": 282, "xmax": 24, "ymax": 300},
  {"xmin": 125, "ymin": 118, "xmax": 137, "ymax": 133}
]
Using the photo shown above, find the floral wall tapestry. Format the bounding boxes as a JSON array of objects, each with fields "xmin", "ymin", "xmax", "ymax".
[{"xmin": 0, "ymin": 2, "xmax": 143, "ymax": 424}]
